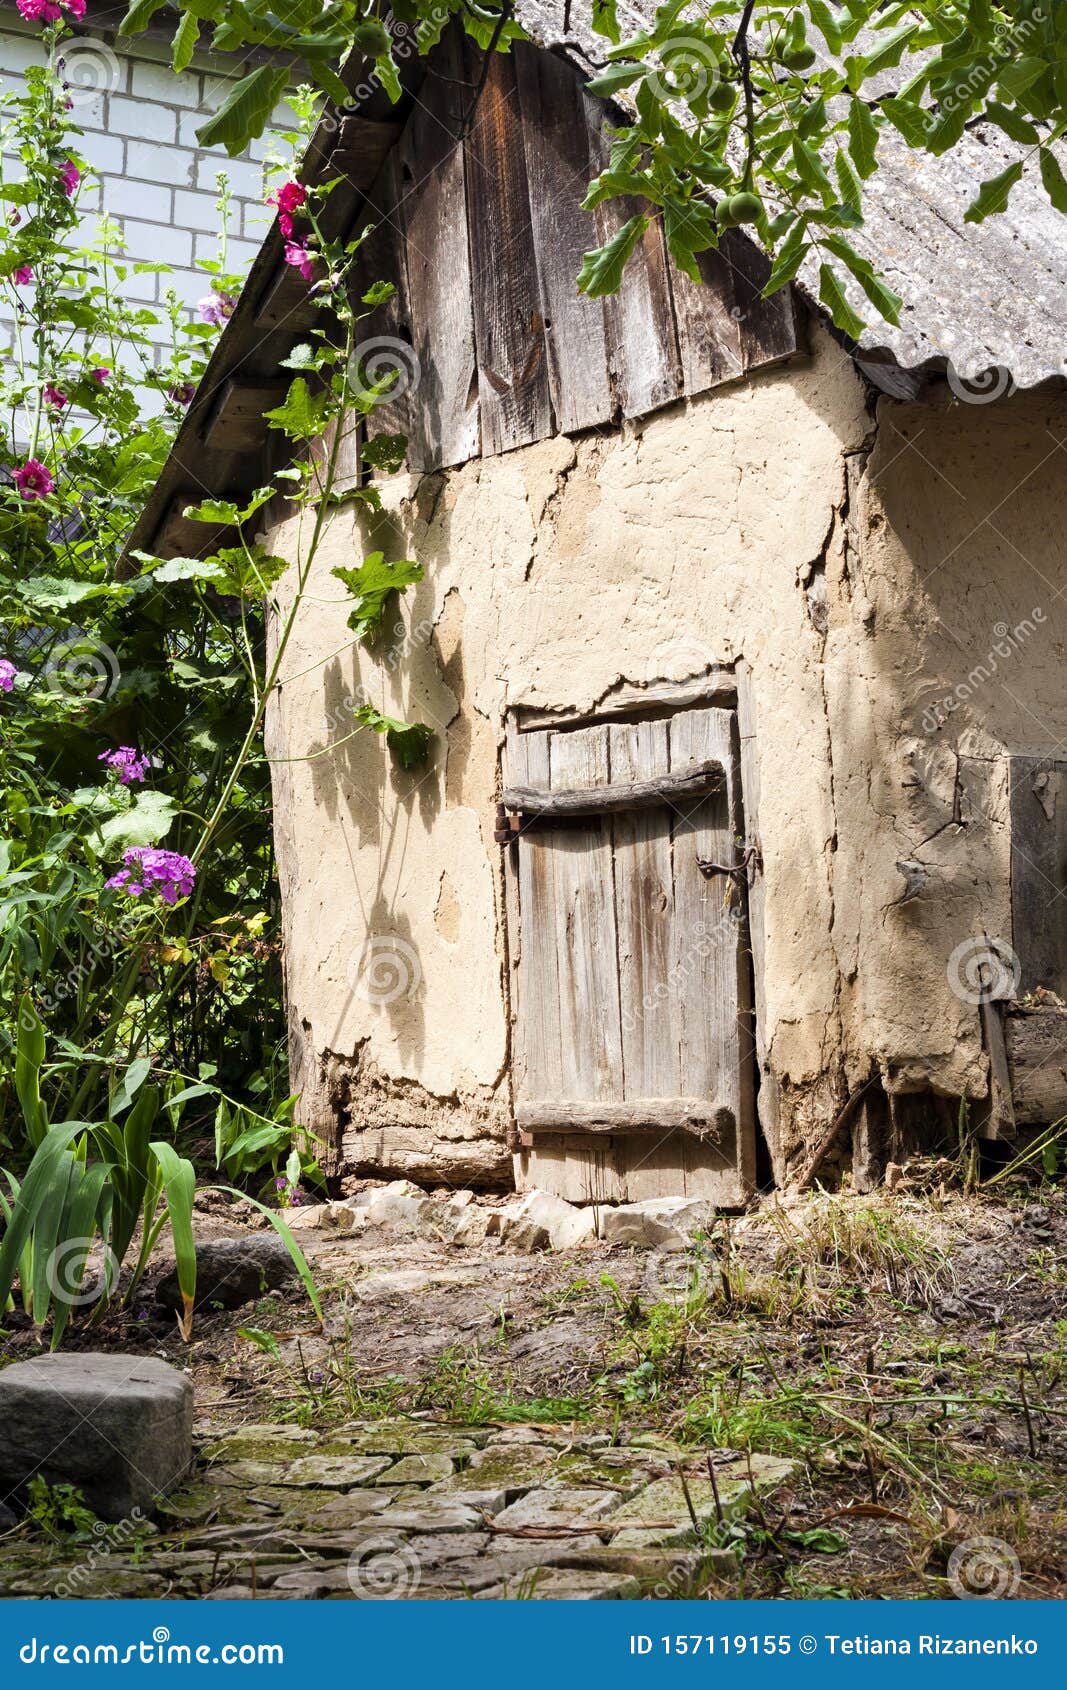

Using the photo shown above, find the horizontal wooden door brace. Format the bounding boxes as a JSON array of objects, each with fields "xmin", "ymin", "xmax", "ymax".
[
  {"xmin": 501, "ymin": 759, "xmax": 724, "ymax": 820},
  {"xmin": 516, "ymin": 1099, "xmax": 736, "ymax": 1138}
]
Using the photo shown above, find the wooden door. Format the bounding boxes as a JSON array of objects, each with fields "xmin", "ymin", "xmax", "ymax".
[{"xmin": 503, "ymin": 706, "xmax": 756, "ymax": 1206}]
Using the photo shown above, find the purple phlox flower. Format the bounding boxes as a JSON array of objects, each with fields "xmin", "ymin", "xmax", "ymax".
[
  {"xmin": 0, "ymin": 658, "xmax": 19, "ymax": 693},
  {"xmin": 197, "ymin": 291, "xmax": 236, "ymax": 327},
  {"xmin": 105, "ymin": 847, "xmax": 196, "ymax": 906},
  {"xmin": 98, "ymin": 745, "xmax": 150, "ymax": 786}
]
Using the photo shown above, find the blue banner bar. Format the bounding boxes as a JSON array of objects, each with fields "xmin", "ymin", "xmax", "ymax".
[{"xmin": 0, "ymin": 1601, "xmax": 1060, "ymax": 1686}]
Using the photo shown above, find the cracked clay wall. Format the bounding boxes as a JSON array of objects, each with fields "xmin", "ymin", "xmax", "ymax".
[{"xmin": 264, "ymin": 323, "xmax": 1067, "ymax": 1189}]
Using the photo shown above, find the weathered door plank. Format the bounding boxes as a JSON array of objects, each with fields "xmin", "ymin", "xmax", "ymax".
[
  {"xmin": 1009, "ymin": 754, "xmax": 1067, "ymax": 995},
  {"xmin": 514, "ymin": 43, "xmax": 613, "ymax": 435},
  {"xmin": 462, "ymin": 42, "xmax": 554, "ymax": 455}
]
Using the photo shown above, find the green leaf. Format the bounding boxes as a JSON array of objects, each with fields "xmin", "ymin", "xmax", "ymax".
[
  {"xmin": 182, "ymin": 498, "xmax": 240, "ymax": 525},
  {"xmin": 197, "ymin": 65, "xmax": 289, "ymax": 156},
  {"xmin": 118, "ymin": 0, "xmax": 165, "ymax": 34},
  {"xmin": 362, "ymin": 433, "xmax": 408, "ymax": 474},
  {"xmin": 577, "ymin": 214, "xmax": 649, "ymax": 297},
  {"xmin": 388, "ymin": 721, "xmax": 432, "ymax": 770},
  {"xmin": 818, "ymin": 261, "xmax": 865, "ymax": 341},
  {"xmin": 0, "ymin": 1122, "xmax": 89, "ymax": 1317},
  {"xmin": 98, "ymin": 791, "xmax": 177, "ymax": 850},
  {"xmin": 823, "ymin": 237, "xmax": 902, "ymax": 325},
  {"xmin": 848, "ymin": 100, "xmax": 879, "ymax": 179},
  {"xmin": 172, "ymin": 11, "xmax": 199, "ymax": 74},
  {"xmin": 332, "ymin": 552, "xmax": 424, "ymax": 642},
  {"xmin": 809, "ymin": 0, "xmax": 843, "ymax": 53},
  {"xmin": 763, "ymin": 220, "xmax": 810, "ymax": 296},
  {"xmin": 17, "ymin": 577, "xmax": 114, "ymax": 610},
  {"xmin": 151, "ymin": 1142, "xmax": 197, "ymax": 1339},
  {"xmin": 834, "ymin": 148, "xmax": 863, "ymax": 212},
  {"xmin": 592, "ymin": 0, "xmax": 621, "ymax": 46},
  {"xmin": 263, "ymin": 377, "xmax": 331, "ymax": 442},
  {"xmin": 585, "ymin": 62, "xmax": 645, "ymax": 98},
  {"xmin": 110, "ymin": 1056, "xmax": 151, "ymax": 1118},
  {"xmin": 1039, "ymin": 148, "xmax": 1067, "ymax": 212},
  {"xmin": 15, "ymin": 995, "xmax": 47, "ymax": 1150},
  {"xmin": 965, "ymin": 160, "xmax": 1024, "ymax": 224}
]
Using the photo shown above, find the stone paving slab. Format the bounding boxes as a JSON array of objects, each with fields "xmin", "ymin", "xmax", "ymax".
[{"xmin": 0, "ymin": 1418, "xmax": 797, "ymax": 1600}]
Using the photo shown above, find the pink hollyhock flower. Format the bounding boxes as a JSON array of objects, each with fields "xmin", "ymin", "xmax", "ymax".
[
  {"xmin": 12, "ymin": 459, "xmax": 54, "ymax": 500},
  {"xmin": 63, "ymin": 0, "xmax": 86, "ymax": 15},
  {"xmin": 11, "ymin": 265, "xmax": 33, "ymax": 286},
  {"xmin": 0, "ymin": 659, "xmax": 18, "ymax": 693},
  {"xmin": 91, "ymin": 365, "xmax": 109, "ymax": 383},
  {"xmin": 43, "ymin": 383, "xmax": 68, "ymax": 408},
  {"xmin": 17, "ymin": 1, "xmax": 63, "ymax": 20},
  {"xmin": 197, "ymin": 291, "xmax": 236, "ymax": 327},
  {"xmin": 98, "ymin": 745, "xmax": 151, "ymax": 786},
  {"xmin": 106, "ymin": 847, "xmax": 196, "ymax": 906},
  {"xmin": 59, "ymin": 159, "xmax": 81, "ymax": 198},
  {"xmin": 283, "ymin": 238, "xmax": 316, "ymax": 284},
  {"xmin": 269, "ymin": 181, "xmax": 307, "ymax": 241}
]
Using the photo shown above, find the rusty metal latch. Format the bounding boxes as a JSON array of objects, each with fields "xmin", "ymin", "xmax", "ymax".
[
  {"xmin": 696, "ymin": 843, "xmax": 762, "ymax": 881},
  {"xmin": 494, "ymin": 802, "xmax": 523, "ymax": 845}
]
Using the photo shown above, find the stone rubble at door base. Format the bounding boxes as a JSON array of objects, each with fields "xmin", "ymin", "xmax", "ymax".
[{"xmin": 283, "ymin": 1180, "xmax": 715, "ymax": 1253}]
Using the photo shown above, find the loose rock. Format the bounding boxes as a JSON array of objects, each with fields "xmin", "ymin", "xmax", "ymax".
[{"xmin": 156, "ymin": 1234, "xmax": 299, "ymax": 1312}]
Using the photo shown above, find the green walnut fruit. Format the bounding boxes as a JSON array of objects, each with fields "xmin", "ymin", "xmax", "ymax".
[
  {"xmin": 352, "ymin": 20, "xmax": 392, "ymax": 58},
  {"xmin": 707, "ymin": 80, "xmax": 736, "ymax": 113},
  {"xmin": 716, "ymin": 195, "xmax": 738, "ymax": 228},
  {"xmin": 782, "ymin": 44, "xmax": 817, "ymax": 70},
  {"xmin": 727, "ymin": 191, "xmax": 763, "ymax": 225}
]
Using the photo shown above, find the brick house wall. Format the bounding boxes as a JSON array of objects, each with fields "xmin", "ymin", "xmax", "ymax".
[{"xmin": 1, "ymin": 5, "xmax": 293, "ymax": 398}]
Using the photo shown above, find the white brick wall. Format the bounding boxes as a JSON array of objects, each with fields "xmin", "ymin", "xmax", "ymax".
[{"xmin": 1, "ymin": 15, "xmax": 296, "ymax": 406}]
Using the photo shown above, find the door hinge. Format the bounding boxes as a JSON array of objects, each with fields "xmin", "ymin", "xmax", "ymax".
[
  {"xmin": 696, "ymin": 842, "xmax": 762, "ymax": 881},
  {"xmin": 494, "ymin": 802, "xmax": 523, "ymax": 845}
]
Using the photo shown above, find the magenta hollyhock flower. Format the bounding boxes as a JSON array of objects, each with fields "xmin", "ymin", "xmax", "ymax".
[
  {"xmin": 12, "ymin": 460, "xmax": 54, "ymax": 500},
  {"xmin": 0, "ymin": 659, "xmax": 18, "ymax": 693},
  {"xmin": 91, "ymin": 365, "xmax": 109, "ymax": 384},
  {"xmin": 268, "ymin": 181, "xmax": 307, "ymax": 240},
  {"xmin": 197, "ymin": 291, "xmax": 236, "ymax": 327},
  {"xmin": 98, "ymin": 745, "xmax": 151, "ymax": 786},
  {"xmin": 11, "ymin": 265, "xmax": 33, "ymax": 286},
  {"xmin": 17, "ymin": 0, "xmax": 63, "ymax": 20},
  {"xmin": 105, "ymin": 847, "xmax": 196, "ymax": 907},
  {"xmin": 43, "ymin": 383, "xmax": 68, "ymax": 408},
  {"xmin": 59, "ymin": 159, "xmax": 81, "ymax": 198},
  {"xmin": 283, "ymin": 238, "xmax": 316, "ymax": 284},
  {"xmin": 63, "ymin": 0, "xmax": 86, "ymax": 15}
]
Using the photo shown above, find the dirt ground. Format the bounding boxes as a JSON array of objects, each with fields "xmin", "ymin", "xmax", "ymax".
[{"xmin": 1, "ymin": 1167, "xmax": 1065, "ymax": 1599}]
